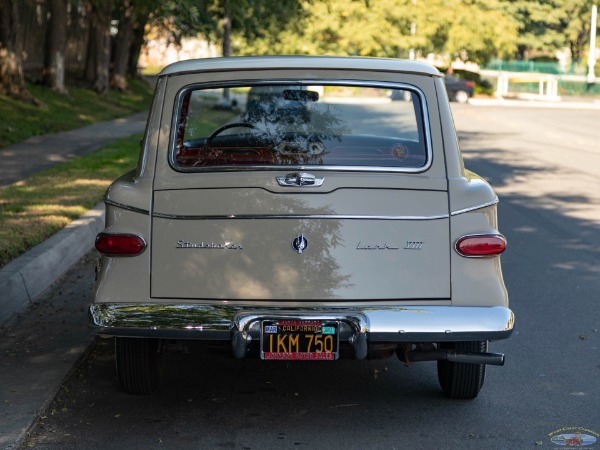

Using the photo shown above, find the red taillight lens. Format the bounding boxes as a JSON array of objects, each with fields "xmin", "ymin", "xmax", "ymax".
[
  {"xmin": 465, "ymin": 81, "xmax": 475, "ymax": 88},
  {"xmin": 455, "ymin": 234, "xmax": 506, "ymax": 257},
  {"xmin": 95, "ymin": 233, "xmax": 146, "ymax": 256}
]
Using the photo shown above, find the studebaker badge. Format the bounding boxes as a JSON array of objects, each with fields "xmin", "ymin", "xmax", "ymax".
[{"xmin": 176, "ymin": 240, "xmax": 243, "ymax": 250}]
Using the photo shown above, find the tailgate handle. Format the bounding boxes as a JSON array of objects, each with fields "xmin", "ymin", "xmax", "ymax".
[{"xmin": 277, "ymin": 172, "xmax": 324, "ymax": 187}]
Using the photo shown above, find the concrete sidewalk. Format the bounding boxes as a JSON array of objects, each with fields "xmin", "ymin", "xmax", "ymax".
[
  {"xmin": 469, "ymin": 97, "xmax": 600, "ymax": 109},
  {"xmin": 0, "ymin": 111, "xmax": 147, "ymax": 188},
  {"xmin": 0, "ymin": 111, "xmax": 146, "ymax": 327},
  {"xmin": 0, "ymin": 111, "xmax": 146, "ymax": 448},
  {"xmin": 0, "ymin": 108, "xmax": 151, "ymax": 448}
]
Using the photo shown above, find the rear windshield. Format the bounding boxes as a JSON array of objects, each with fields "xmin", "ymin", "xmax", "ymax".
[{"xmin": 172, "ymin": 83, "xmax": 429, "ymax": 170}]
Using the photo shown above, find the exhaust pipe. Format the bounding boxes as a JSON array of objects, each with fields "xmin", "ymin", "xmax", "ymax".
[
  {"xmin": 402, "ymin": 350, "xmax": 505, "ymax": 366},
  {"xmin": 447, "ymin": 351, "xmax": 504, "ymax": 366}
]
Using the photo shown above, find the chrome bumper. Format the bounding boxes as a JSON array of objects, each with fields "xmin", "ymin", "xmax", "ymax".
[{"xmin": 89, "ymin": 304, "xmax": 514, "ymax": 360}]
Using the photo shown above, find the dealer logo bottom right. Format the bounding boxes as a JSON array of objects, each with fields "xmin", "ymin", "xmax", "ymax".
[{"xmin": 549, "ymin": 428, "xmax": 599, "ymax": 447}]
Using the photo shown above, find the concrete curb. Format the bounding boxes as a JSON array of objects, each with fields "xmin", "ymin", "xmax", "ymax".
[{"xmin": 0, "ymin": 203, "xmax": 105, "ymax": 327}]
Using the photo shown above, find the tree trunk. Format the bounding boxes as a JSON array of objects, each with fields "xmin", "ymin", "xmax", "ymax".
[
  {"xmin": 0, "ymin": 0, "xmax": 36, "ymax": 102},
  {"xmin": 127, "ymin": 14, "xmax": 147, "ymax": 78},
  {"xmin": 221, "ymin": 0, "xmax": 231, "ymax": 102},
  {"xmin": 111, "ymin": 3, "xmax": 134, "ymax": 91},
  {"xmin": 43, "ymin": 0, "xmax": 68, "ymax": 94},
  {"xmin": 84, "ymin": 0, "xmax": 112, "ymax": 94},
  {"xmin": 84, "ymin": 2, "xmax": 96, "ymax": 83},
  {"xmin": 222, "ymin": 0, "xmax": 232, "ymax": 58}
]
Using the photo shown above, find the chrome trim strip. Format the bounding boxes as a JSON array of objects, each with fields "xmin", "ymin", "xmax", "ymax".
[
  {"xmin": 168, "ymin": 79, "xmax": 433, "ymax": 174},
  {"xmin": 104, "ymin": 198, "xmax": 150, "ymax": 216},
  {"xmin": 152, "ymin": 212, "xmax": 450, "ymax": 221},
  {"xmin": 450, "ymin": 197, "xmax": 499, "ymax": 216},
  {"xmin": 89, "ymin": 304, "xmax": 514, "ymax": 344}
]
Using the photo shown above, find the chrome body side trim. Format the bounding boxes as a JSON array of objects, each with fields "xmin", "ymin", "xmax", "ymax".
[
  {"xmin": 152, "ymin": 213, "xmax": 450, "ymax": 221},
  {"xmin": 450, "ymin": 197, "xmax": 499, "ymax": 216},
  {"xmin": 168, "ymin": 79, "xmax": 433, "ymax": 174},
  {"xmin": 104, "ymin": 199, "xmax": 498, "ymax": 220},
  {"xmin": 104, "ymin": 198, "xmax": 150, "ymax": 216},
  {"xmin": 89, "ymin": 304, "xmax": 515, "ymax": 354}
]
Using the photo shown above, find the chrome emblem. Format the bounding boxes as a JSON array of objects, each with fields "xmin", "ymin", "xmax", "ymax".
[
  {"xmin": 277, "ymin": 172, "xmax": 325, "ymax": 187},
  {"xmin": 292, "ymin": 234, "xmax": 308, "ymax": 254}
]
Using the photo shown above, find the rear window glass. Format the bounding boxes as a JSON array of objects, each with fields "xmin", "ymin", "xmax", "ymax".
[{"xmin": 173, "ymin": 83, "xmax": 429, "ymax": 170}]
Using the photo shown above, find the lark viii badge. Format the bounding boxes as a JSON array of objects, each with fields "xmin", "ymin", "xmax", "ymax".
[{"xmin": 292, "ymin": 234, "xmax": 308, "ymax": 254}]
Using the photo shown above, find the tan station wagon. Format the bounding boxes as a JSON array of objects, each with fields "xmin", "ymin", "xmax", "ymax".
[{"xmin": 90, "ymin": 56, "xmax": 514, "ymax": 399}]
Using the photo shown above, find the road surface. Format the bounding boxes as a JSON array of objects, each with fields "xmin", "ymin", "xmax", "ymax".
[{"xmin": 22, "ymin": 104, "xmax": 600, "ymax": 450}]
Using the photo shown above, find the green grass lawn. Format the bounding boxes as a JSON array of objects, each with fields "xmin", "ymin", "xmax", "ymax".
[
  {"xmin": 0, "ymin": 78, "xmax": 153, "ymax": 147},
  {"xmin": 0, "ymin": 134, "xmax": 142, "ymax": 268},
  {"xmin": 0, "ymin": 104, "xmax": 238, "ymax": 269}
]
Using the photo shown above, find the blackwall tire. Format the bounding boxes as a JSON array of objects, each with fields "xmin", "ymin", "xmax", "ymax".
[
  {"xmin": 437, "ymin": 341, "xmax": 487, "ymax": 399},
  {"xmin": 115, "ymin": 338, "xmax": 164, "ymax": 395}
]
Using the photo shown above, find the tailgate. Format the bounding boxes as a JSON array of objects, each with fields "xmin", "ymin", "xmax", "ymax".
[{"xmin": 150, "ymin": 188, "xmax": 449, "ymax": 301}]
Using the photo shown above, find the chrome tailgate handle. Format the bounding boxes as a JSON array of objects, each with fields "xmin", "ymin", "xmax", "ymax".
[{"xmin": 276, "ymin": 172, "xmax": 324, "ymax": 187}]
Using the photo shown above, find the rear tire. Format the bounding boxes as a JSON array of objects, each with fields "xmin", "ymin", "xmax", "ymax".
[
  {"xmin": 454, "ymin": 90, "xmax": 469, "ymax": 104},
  {"xmin": 437, "ymin": 341, "xmax": 486, "ymax": 399},
  {"xmin": 115, "ymin": 338, "xmax": 164, "ymax": 395}
]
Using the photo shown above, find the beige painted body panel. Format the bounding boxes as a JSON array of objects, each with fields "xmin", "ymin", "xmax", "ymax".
[{"xmin": 151, "ymin": 186, "xmax": 450, "ymax": 300}]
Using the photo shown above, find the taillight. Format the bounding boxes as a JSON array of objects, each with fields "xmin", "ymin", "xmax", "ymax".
[
  {"xmin": 455, "ymin": 234, "xmax": 506, "ymax": 257},
  {"xmin": 95, "ymin": 232, "xmax": 146, "ymax": 256},
  {"xmin": 465, "ymin": 81, "xmax": 475, "ymax": 88}
]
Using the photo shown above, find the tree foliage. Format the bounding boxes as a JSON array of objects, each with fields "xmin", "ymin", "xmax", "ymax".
[
  {"xmin": 1, "ymin": 0, "xmax": 598, "ymax": 106},
  {"xmin": 234, "ymin": 0, "xmax": 519, "ymax": 65},
  {"xmin": 498, "ymin": 0, "xmax": 597, "ymax": 63}
]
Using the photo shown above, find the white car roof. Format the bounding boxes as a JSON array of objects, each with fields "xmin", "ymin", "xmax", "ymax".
[{"xmin": 159, "ymin": 56, "xmax": 441, "ymax": 77}]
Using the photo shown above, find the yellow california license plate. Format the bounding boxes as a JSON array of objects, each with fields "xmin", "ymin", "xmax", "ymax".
[{"xmin": 261, "ymin": 320, "xmax": 339, "ymax": 360}]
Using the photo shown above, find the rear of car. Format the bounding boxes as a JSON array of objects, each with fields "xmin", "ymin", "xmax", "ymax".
[{"xmin": 90, "ymin": 57, "xmax": 513, "ymax": 399}]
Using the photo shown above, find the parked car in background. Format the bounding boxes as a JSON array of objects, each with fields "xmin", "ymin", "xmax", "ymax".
[
  {"xmin": 90, "ymin": 56, "xmax": 513, "ymax": 400},
  {"xmin": 444, "ymin": 75, "xmax": 475, "ymax": 103},
  {"xmin": 246, "ymin": 85, "xmax": 312, "ymax": 122}
]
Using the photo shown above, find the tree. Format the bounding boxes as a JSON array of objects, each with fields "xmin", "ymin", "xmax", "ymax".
[
  {"xmin": 560, "ymin": 1, "xmax": 597, "ymax": 64},
  {"xmin": 235, "ymin": 0, "xmax": 517, "ymax": 66},
  {"xmin": 43, "ymin": 0, "xmax": 68, "ymax": 94},
  {"xmin": 0, "ymin": 0, "xmax": 35, "ymax": 101},
  {"xmin": 498, "ymin": 0, "xmax": 567, "ymax": 59},
  {"xmin": 444, "ymin": 0, "xmax": 518, "ymax": 65},
  {"xmin": 111, "ymin": 2, "xmax": 135, "ymax": 90},
  {"xmin": 84, "ymin": 0, "xmax": 113, "ymax": 94}
]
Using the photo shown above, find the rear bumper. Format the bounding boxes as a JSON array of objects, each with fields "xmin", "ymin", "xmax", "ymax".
[{"xmin": 89, "ymin": 304, "xmax": 514, "ymax": 359}]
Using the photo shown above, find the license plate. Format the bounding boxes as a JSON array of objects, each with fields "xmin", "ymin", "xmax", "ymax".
[{"xmin": 261, "ymin": 320, "xmax": 339, "ymax": 360}]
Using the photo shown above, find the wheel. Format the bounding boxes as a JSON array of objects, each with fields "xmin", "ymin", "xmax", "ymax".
[
  {"xmin": 437, "ymin": 341, "xmax": 486, "ymax": 399},
  {"xmin": 115, "ymin": 338, "xmax": 164, "ymax": 395},
  {"xmin": 454, "ymin": 90, "xmax": 469, "ymax": 104}
]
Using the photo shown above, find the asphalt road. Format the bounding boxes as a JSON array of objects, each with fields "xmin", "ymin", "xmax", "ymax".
[{"xmin": 22, "ymin": 104, "xmax": 600, "ymax": 450}]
